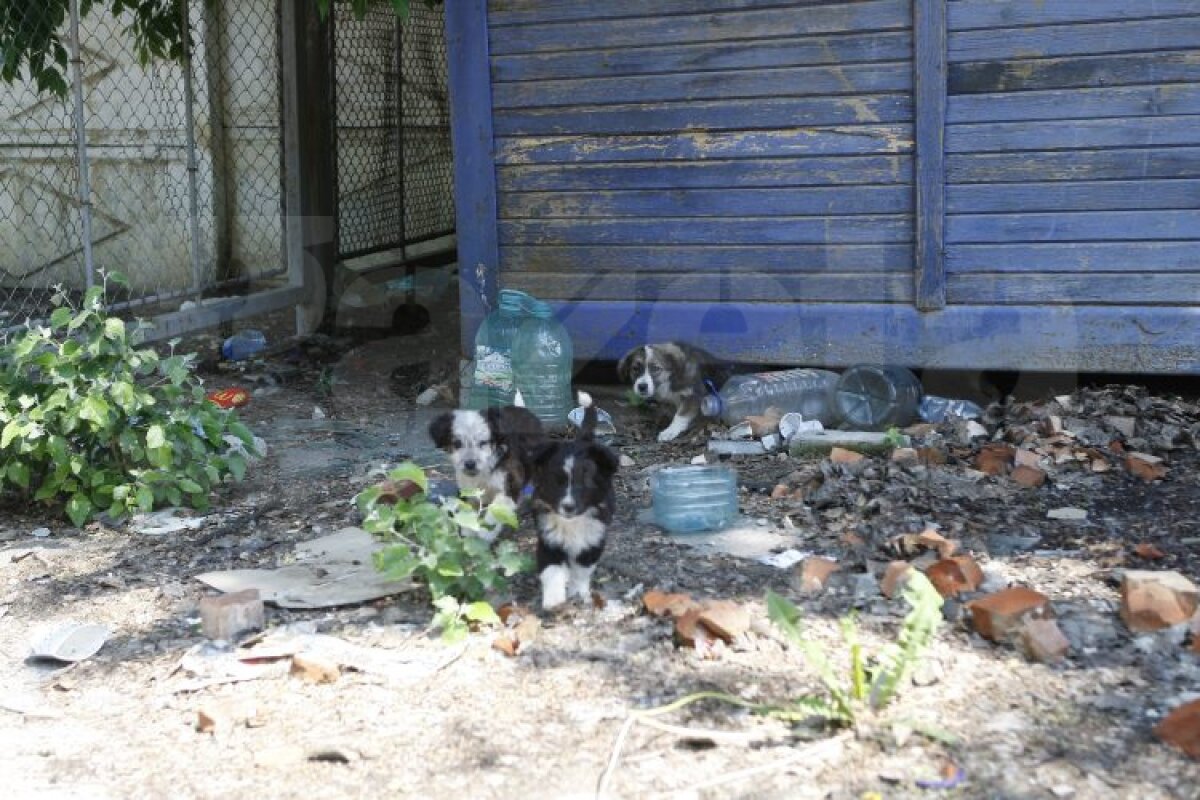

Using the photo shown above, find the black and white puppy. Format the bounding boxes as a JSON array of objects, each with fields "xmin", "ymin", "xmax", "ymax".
[
  {"xmin": 529, "ymin": 392, "xmax": 619, "ymax": 610},
  {"xmin": 617, "ymin": 342, "xmax": 732, "ymax": 442},
  {"xmin": 428, "ymin": 405, "xmax": 543, "ymax": 541}
]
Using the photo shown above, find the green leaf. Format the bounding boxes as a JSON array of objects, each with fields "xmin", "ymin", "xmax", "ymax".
[
  {"xmin": 178, "ymin": 478, "xmax": 203, "ymax": 493},
  {"xmin": 0, "ymin": 420, "xmax": 22, "ymax": 449},
  {"xmin": 7, "ymin": 462, "xmax": 30, "ymax": 489},
  {"xmin": 145, "ymin": 424, "xmax": 165, "ymax": 449},
  {"xmin": 49, "ymin": 307, "xmax": 72, "ymax": 329},
  {"xmin": 79, "ymin": 396, "xmax": 110, "ymax": 425},
  {"xmin": 391, "ymin": 0, "xmax": 411, "ymax": 21},
  {"xmin": 451, "ymin": 508, "xmax": 483, "ymax": 532},
  {"xmin": 463, "ymin": 601, "xmax": 500, "ymax": 625},
  {"xmin": 104, "ymin": 317, "xmax": 125, "ymax": 342},
  {"xmin": 66, "ymin": 493, "xmax": 93, "ymax": 527},
  {"xmin": 387, "ymin": 461, "xmax": 428, "ymax": 494},
  {"xmin": 227, "ymin": 454, "xmax": 246, "ymax": 482},
  {"xmin": 136, "ymin": 486, "xmax": 154, "ymax": 512},
  {"xmin": 765, "ymin": 589, "xmax": 803, "ymax": 643},
  {"xmin": 487, "ymin": 501, "xmax": 519, "ymax": 529}
]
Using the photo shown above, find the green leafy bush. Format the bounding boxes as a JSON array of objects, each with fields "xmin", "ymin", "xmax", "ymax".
[
  {"xmin": 764, "ymin": 570, "xmax": 943, "ymax": 727},
  {"xmin": 0, "ymin": 273, "xmax": 258, "ymax": 526},
  {"xmin": 358, "ymin": 462, "xmax": 533, "ymax": 641}
]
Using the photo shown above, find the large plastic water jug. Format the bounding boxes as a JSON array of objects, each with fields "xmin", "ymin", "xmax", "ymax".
[
  {"xmin": 511, "ymin": 297, "xmax": 573, "ymax": 427},
  {"xmin": 467, "ymin": 289, "xmax": 528, "ymax": 409}
]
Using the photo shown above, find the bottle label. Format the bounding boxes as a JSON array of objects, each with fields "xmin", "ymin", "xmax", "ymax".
[{"xmin": 473, "ymin": 347, "xmax": 513, "ymax": 391}]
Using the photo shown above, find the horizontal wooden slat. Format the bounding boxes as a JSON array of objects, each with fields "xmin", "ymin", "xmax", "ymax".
[
  {"xmin": 949, "ymin": 51, "xmax": 1200, "ymax": 95},
  {"xmin": 500, "ymin": 186, "xmax": 914, "ymax": 218},
  {"xmin": 948, "ymin": 85, "xmax": 1200, "ymax": 123},
  {"xmin": 947, "ymin": 1, "xmax": 1200, "ymax": 32},
  {"xmin": 949, "ymin": 180, "xmax": 1200, "ymax": 213},
  {"xmin": 499, "ymin": 216, "xmax": 913, "ymax": 245},
  {"xmin": 946, "ymin": 116, "xmax": 1200, "ymax": 153},
  {"xmin": 556, "ymin": 301, "xmax": 1200, "ymax": 372},
  {"xmin": 498, "ymin": 155, "xmax": 913, "ymax": 191},
  {"xmin": 493, "ymin": 61, "xmax": 912, "ymax": 109},
  {"xmin": 489, "ymin": 0, "xmax": 846, "ymax": 27},
  {"xmin": 947, "ymin": 211, "xmax": 1200, "ymax": 243},
  {"xmin": 489, "ymin": 1, "xmax": 911, "ymax": 56},
  {"xmin": 504, "ymin": 270, "xmax": 915, "ymax": 302},
  {"xmin": 494, "ymin": 95, "xmax": 913, "ymax": 135},
  {"xmin": 947, "ymin": 147, "xmax": 1200, "ymax": 183},
  {"xmin": 491, "ymin": 31, "xmax": 913, "ymax": 82},
  {"xmin": 949, "ymin": 18, "xmax": 1200, "ymax": 63},
  {"xmin": 948, "ymin": 273, "xmax": 1200, "ymax": 305},
  {"xmin": 500, "ymin": 244, "xmax": 914, "ymax": 273},
  {"xmin": 947, "ymin": 243, "xmax": 1200, "ymax": 273}
]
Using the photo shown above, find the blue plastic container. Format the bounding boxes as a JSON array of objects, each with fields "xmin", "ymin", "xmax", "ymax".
[
  {"xmin": 221, "ymin": 329, "xmax": 266, "ymax": 361},
  {"xmin": 511, "ymin": 297, "xmax": 573, "ymax": 427},
  {"xmin": 652, "ymin": 465, "xmax": 738, "ymax": 533}
]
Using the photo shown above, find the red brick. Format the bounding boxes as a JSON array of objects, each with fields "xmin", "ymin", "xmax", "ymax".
[
  {"xmin": 643, "ymin": 590, "xmax": 699, "ymax": 619},
  {"xmin": 975, "ymin": 443, "xmax": 1014, "ymax": 476},
  {"xmin": 829, "ymin": 447, "xmax": 865, "ymax": 465},
  {"xmin": 1120, "ymin": 570, "xmax": 1199, "ymax": 633},
  {"xmin": 1155, "ymin": 699, "xmax": 1200, "ymax": 760},
  {"xmin": 925, "ymin": 555, "xmax": 984, "ymax": 599},
  {"xmin": 1011, "ymin": 464, "xmax": 1047, "ymax": 489},
  {"xmin": 794, "ymin": 557, "xmax": 841, "ymax": 595},
  {"xmin": 967, "ymin": 587, "xmax": 1052, "ymax": 642},
  {"xmin": 880, "ymin": 561, "xmax": 914, "ymax": 599},
  {"xmin": 697, "ymin": 601, "xmax": 751, "ymax": 643},
  {"xmin": 198, "ymin": 589, "xmax": 264, "ymax": 642},
  {"xmin": 1019, "ymin": 618, "xmax": 1070, "ymax": 664}
]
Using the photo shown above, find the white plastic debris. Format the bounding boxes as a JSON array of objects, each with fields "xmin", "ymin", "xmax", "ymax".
[
  {"xmin": 567, "ymin": 404, "xmax": 616, "ymax": 436},
  {"xmin": 312, "ymin": 406, "xmax": 326, "ymax": 420},
  {"xmin": 130, "ymin": 508, "xmax": 207, "ymax": 536},
  {"xmin": 415, "ymin": 386, "xmax": 440, "ymax": 406},
  {"xmin": 779, "ymin": 413, "xmax": 823, "ymax": 442},
  {"xmin": 758, "ymin": 548, "xmax": 809, "ymax": 569},
  {"xmin": 29, "ymin": 622, "xmax": 110, "ymax": 663},
  {"xmin": 1047, "ymin": 507, "xmax": 1088, "ymax": 521},
  {"xmin": 690, "ymin": 454, "xmax": 708, "ymax": 465},
  {"xmin": 29, "ymin": 527, "xmax": 51, "ymax": 539}
]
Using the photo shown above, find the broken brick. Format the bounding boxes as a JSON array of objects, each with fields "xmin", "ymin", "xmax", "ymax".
[
  {"xmin": 1018, "ymin": 618, "xmax": 1070, "ymax": 664},
  {"xmin": 975, "ymin": 443, "xmax": 1014, "ymax": 476},
  {"xmin": 1013, "ymin": 449, "xmax": 1043, "ymax": 469},
  {"xmin": 967, "ymin": 586, "xmax": 1052, "ymax": 642},
  {"xmin": 375, "ymin": 478, "xmax": 422, "ymax": 504},
  {"xmin": 794, "ymin": 557, "xmax": 841, "ymax": 595},
  {"xmin": 673, "ymin": 608, "xmax": 706, "ymax": 647},
  {"xmin": 881, "ymin": 561, "xmax": 914, "ymax": 599},
  {"xmin": 1120, "ymin": 570, "xmax": 1199, "ymax": 632},
  {"xmin": 925, "ymin": 555, "xmax": 984, "ymax": 599},
  {"xmin": 891, "ymin": 447, "xmax": 919, "ymax": 465},
  {"xmin": 1155, "ymin": 699, "xmax": 1200, "ymax": 760},
  {"xmin": 290, "ymin": 652, "xmax": 341, "ymax": 684},
  {"xmin": 199, "ymin": 589, "xmax": 264, "ymax": 642},
  {"xmin": 916, "ymin": 528, "xmax": 959, "ymax": 559},
  {"xmin": 697, "ymin": 601, "xmax": 751, "ymax": 643},
  {"xmin": 829, "ymin": 447, "xmax": 865, "ymax": 465},
  {"xmin": 1011, "ymin": 464, "xmax": 1047, "ymax": 488},
  {"xmin": 643, "ymin": 590, "xmax": 699, "ymax": 619},
  {"xmin": 1126, "ymin": 452, "xmax": 1168, "ymax": 482},
  {"xmin": 1133, "ymin": 543, "xmax": 1166, "ymax": 561}
]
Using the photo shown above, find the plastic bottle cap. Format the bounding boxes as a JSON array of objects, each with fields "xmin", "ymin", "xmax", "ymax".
[
  {"xmin": 526, "ymin": 299, "xmax": 554, "ymax": 319},
  {"xmin": 498, "ymin": 289, "xmax": 526, "ymax": 313}
]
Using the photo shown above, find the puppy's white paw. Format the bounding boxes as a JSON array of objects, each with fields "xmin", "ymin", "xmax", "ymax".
[
  {"xmin": 657, "ymin": 428, "xmax": 678, "ymax": 443},
  {"xmin": 540, "ymin": 565, "xmax": 569, "ymax": 610}
]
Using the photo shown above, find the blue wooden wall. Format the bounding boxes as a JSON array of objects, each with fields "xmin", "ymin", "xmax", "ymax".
[{"xmin": 448, "ymin": 1, "xmax": 1200, "ymax": 373}]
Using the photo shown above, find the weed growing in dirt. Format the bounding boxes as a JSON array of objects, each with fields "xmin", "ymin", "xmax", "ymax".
[
  {"xmin": 358, "ymin": 462, "xmax": 533, "ymax": 641},
  {"xmin": 883, "ymin": 426, "xmax": 906, "ymax": 448},
  {"xmin": 764, "ymin": 570, "xmax": 943, "ymax": 727},
  {"xmin": 0, "ymin": 271, "xmax": 258, "ymax": 526}
]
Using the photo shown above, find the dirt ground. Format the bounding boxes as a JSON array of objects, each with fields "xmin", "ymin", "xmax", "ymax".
[{"xmin": 3, "ymin": 286, "xmax": 1200, "ymax": 799}]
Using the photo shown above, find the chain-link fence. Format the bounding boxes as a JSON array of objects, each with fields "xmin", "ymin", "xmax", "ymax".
[
  {"xmin": 0, "ymin": 0, "xmax": 286, "ymax": 328},
  {"xmin": 333, "ymin": 0, "xmax": 453, "ymax": 259}
]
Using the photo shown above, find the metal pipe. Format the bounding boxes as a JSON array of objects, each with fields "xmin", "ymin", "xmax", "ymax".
[
  {"xmin": 180, "ymin": 0, "xmax": 205, "ymax": 297},
  {"xmin": 67, "ymin": 0, "xmax": 96, "ymax": 289}
]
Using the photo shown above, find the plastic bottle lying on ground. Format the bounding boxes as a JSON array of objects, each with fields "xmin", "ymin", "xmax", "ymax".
[
  {"xmin": 918, "ymin": 394, "xmax": 985, "ymax": 423},
  {"xmin": 652, "ymin": 465, "xmax": 738, "ymax": 534},
  {"xmin": 700, "ymin": 368, "xmax": 841, "ymax": 427},
  {"xmin": 833, "ymin": 364, "xmax": 923, "ymax": 431}
]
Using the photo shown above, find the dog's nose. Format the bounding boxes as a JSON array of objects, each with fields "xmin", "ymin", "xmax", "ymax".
[
  {"xmin": 462, "ymin": 460, "xmax": 477, "ymax": 473},
  {"xmin": 635, "ymin": 382, "xmax": 650, "ymax": 395},
  {"xmin": 560, "ymin": 499, "xmax": 577, "ymax": 514}
]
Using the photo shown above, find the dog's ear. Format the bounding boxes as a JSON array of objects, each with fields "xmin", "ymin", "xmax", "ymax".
[
  {"xmin": 428, "ymin": 412, "xmax": 454, "ymax": 449},
  {"xmin": 616, "ymin": 347, "xmax": 641, "ymax": 383},
  {"xmin": 483, "ymin": 407, "xmax": 510, "ymax": 454},
  {"xmin": 589, "ymin": 444, "xmax": 621, "ymax": 479}
]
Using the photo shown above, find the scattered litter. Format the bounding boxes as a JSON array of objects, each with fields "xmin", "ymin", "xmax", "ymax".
[
  {"xmin": 789, "ymin": 430, "xmax": 905, "ymax": 457},
  {"xmin": 312, "ymin": 406, "xmax": 327, "ymax": 420},
  {"xmin": 618, "ymin": 454, "xmax": 636, "ymax": 468},
  {"xmin": 1047, "ymin": 507, "xmax": 1088, "ymax": 521},
  {"xmin": 706, "ymin": 440, "xmax": 765, "ymax": 456},
  {"xmin": 965, "ymin": 420, "xmax": 989, "ymax": 439},
  {"xmin": 690, "ymin": 454, "xmax": 708, "ymax": 464},
  {"xmin": 758, "ymin": 548, "xmax": 809, "ymax": 569},
  {"xmin": 778, "ymin": 413, "xmax": 823, "ymax": 442},
  {"xmin": 28, "ymin": 622, "xmax": 110, "ymax": 663},
  {"xmin": 568, "ymin": 403, "xmax": 616, "ymax": 437},
  {"xmin": 29, "ymin": 527, "xmax": 50, "ymax": 539},
  {"xmin": 918, "ymin": 395, "xmax": 983, "ymax": 423},
  {"xmin": 129, "ymin": 508, "xmax": 207, "ymax": 536},
  {"xmin": 199, "ymin": 588, "xmax": 265, "ymax": 641},
  {"xmin": 915, "ymin": 762, "xmax": 966, "ymax": 790},
  {"xmin": 415, "ymin": 386, "xmax": 441, "ymax": 406},
  {"xmin": 195, "ymin": 527, "xmax": 413, "ymax": 609},
  {"xmin": 206, "ymin": 387, "xmax": 250, "ymax": 409}
]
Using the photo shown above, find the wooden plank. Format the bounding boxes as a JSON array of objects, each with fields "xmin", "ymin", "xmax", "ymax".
[
  {"xmin": 949, "ymin": 180, "xmax": 1200, "ymax": 213},
  {"xmin": 500, "ymin": 243, "xmax": 914, "ymax": 273},
  {"xmin": 499, "ymin": 186, "xmax": 914, "ymax": 218},
  {"xmin": 491, "ymin": 31, "xmax": 913, "ymax": 82},
  {"xmin": 946, "ymin": 116, "xmax": 1200, "ymax": 153},
  {"xmin": 948, "ymin": 273, "xmax": 1200, "ymax": 305},
  {"xmin": 446, "ymin": 0, "xmax": 499, "ymax": 354},
  {"xmin": 492, "ymin": 61, "xmax": 912, "ymax": 109},
  {"xmin": 946, "ymin": 211, "xmax": 1200, "ymax": 243},
  {"xmin": 489, "ymin": 0, "xmax": 852, "ymax": 27},
  {"xmin": 949, "ymin": 18, "xmax": 1200, "ymax": 63},
  {"xmin": 503, "ymin": 271, "xmax": 915, "ymax": 303},
  {"xmin": 949, "ymin": 51, "xmax": 1200, "ymax": 95},
  {"xmin": 496, "ymin": 126, "xmax": 914, "ymax": 165},
  {"xmin": 947, "ymin": 242, "xmax": 1200, "ymax": 273},
  {"xmin": 948, "ymin": 84, "xmax": 1200, "ymax": 123},
  {"xmin": 498, "ymin": 155, "xmax": 914, "ymax": 191},
  {"xmin": 948, "ymin": 147, "xmax": 1200, "ymax": 183},
  {"xmin": 493, "ymin": 94, "xmax": 913, "ymax": 136},
  {"xmin": 499, "ymin": 216, "xmax": 914, "ymax": 246},
  {"xmin": 554, "ymin": 300, "xmax": 1200, "ymax": 372},
  {"xmin": 948, "ymin": 1, "xmax": 1200, "ymax": 32},
  {"xmin": 913, "ymin": 0, "xmax": 947, "ymax": 310},
  {"xmin": 489, "ymin": 1, "xmax": 911, "ymax": 56}
]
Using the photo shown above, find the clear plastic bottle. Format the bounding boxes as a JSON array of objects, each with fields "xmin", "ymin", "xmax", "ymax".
[
  {"xmin": 652, "ymin": 465, "xmax": 738, "ymax": 533},
  {"xmin": 511, "ymin": 297, "xmax": 573, "ymax": 427},
  {"xmin": 221, "ymin": 329, "xmax": 266, "ymax": 361},
  {"xmin": 918, "ymin": 394, "xmax": 984, "ymax": 423},
  {"xmin": 700, "ymin": 368, "xmax": 841, "ymax": 427},
  {"xmin": 834, "ymin": 364, "xmax": 923, "ymax": 430},
  {"xmin": 467, "ymin": 289, "xmax": 528, "ymax": 409}
]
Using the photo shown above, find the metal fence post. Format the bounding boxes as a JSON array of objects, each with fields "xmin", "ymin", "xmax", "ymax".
[
  {"xmin": 180, "ymin": 0, "xmax": 205, "ymax": 297},
  {"xmin": 67, "ymin": 0, "xmax": 96, "ymax": 290}
]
